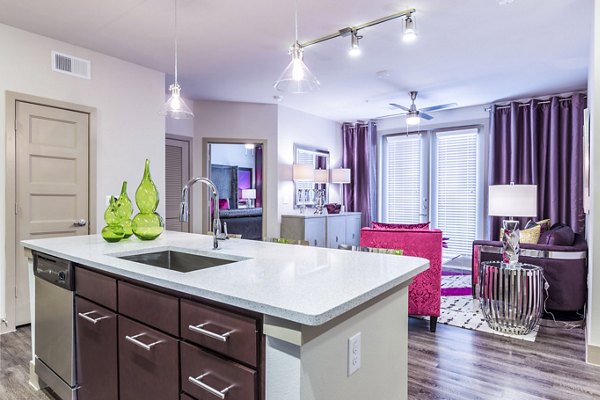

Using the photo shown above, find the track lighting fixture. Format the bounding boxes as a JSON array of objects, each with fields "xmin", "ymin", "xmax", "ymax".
[
  {"xmin": 274, "ymin": 7, "xmax": 417, "ymax": 91},
  {"xmin": 403, "ymin": 12, "xmax": 417, "ymax": 43},
  {"xmin": 348, "ymin": 30, "xmax": 362, "ymax": 57}
]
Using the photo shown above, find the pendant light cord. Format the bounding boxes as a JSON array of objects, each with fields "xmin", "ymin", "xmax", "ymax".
[
  {"xmin": 174, "ymin": 0, "xmax": 178, "ymax": 84},
  {"xmin": 294, "ymin": 0, "xmax": 298, "ymax": 43}
]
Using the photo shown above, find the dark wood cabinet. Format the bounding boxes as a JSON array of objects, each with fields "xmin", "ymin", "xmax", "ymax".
[
  {"xmin": 118, "ymin": 316, "xmax": 180, "ymax": 400},
  {"xmin": 74, "ymin": 266, "xmax": 263, "ymax": 400},
  {"xmin": 75, "ymin": 296, "xmax": 118, "ymax": 400}
]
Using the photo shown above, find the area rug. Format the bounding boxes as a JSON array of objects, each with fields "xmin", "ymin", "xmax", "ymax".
[
  {"xmin": 437, "ymin": 295, "xmax": 539, "ymax": 342},
  {"xmin": 440, "ymin": 273, "xmax": 471, "ymax": 297}
]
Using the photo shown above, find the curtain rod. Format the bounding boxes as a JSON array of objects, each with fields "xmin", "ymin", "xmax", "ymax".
[{"xmin": 484, "ymin": 93, "xmax": 587, "ymax": 112}]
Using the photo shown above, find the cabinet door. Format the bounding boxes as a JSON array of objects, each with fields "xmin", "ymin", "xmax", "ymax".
[
  {"xmin": 326, "ymin": 217, "xmax": 346, "ymax": 248},
  {"xmin": 119, "ymin": 316, "xmax": 180, "ymax": 400},
  {"xmin": 345, "ymin": 214, "xmax": 362, "ymax": 246},
  {"xmin": 76, "ymin": 296, "xmax": 118, "ymax": 400},
  {"xmin": 304, "ymin": 218, "xmax": 326, "ymax": 247}
]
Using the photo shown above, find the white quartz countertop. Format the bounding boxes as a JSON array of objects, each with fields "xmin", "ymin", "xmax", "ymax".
[{"xmin": 22, "ymin": 231, "xmax": 428, "ymax": 326}]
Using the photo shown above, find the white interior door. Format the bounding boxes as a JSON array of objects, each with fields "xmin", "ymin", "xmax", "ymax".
[{"xmin": 15, "ymin": 101, "xmax": 89, "ymax": 326}]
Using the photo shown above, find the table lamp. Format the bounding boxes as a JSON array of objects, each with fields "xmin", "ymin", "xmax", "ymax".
[
  {"xmin": 331, "ymin": 168, "xmax": 351, "ymax": 213},
  {"xmin": 241, "ymin": 189, "xmax": 256, "ymax": 208},
  {"xmin": 488, "ymin": 183, "xmax": 537, "ymax": 264},
  {"xmin": 313, "ymin": 169, "xmax": 329, "ymax": 214},
  {"xmin": 292, "ymin": 164, "xmax": 314, "ymax": 214}
]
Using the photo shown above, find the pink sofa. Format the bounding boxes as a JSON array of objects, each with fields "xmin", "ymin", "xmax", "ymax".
[{"xmin": 360, "ymin": 227, "xmax": 443, "ymax": 332}]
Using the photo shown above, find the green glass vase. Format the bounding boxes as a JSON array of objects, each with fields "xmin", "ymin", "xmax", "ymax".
[
  {"xmin": 132, "ymin": 159, "xmax": 164, "ymax": 240},
  {"xmin": 102, "ymin": 196, "xmax": 125, "ymax": 242},
  {"xmin": 115, "ymin": 181, "xmax": 133, "ymax": 238}
]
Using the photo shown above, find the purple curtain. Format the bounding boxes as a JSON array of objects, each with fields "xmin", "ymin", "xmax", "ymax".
[
  {"xmin": 342, "ymin": 122, "xmax": 376, "ymax": 227},
  {"xmin": 488, "ymin": 93, "xmax": 585, "ymax": 239}
]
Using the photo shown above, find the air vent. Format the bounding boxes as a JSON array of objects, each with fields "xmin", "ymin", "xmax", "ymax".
[{"xmin": 51, "ymin": 51, "xmax": 91, "ymax": 79}]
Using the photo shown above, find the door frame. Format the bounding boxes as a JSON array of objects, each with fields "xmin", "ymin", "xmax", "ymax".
[
  {"xmin": 3, "ymin": 91, "xmax": 97, "ymax": 334},
  {"xmin": 201, "ymin": 138, "xmax": 268, "ymax": 240},
  {"xmin": 166, "ymin": 133, "xmax": 193, "ymax": 232}
]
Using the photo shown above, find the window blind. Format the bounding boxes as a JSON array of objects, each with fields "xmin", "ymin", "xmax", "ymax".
[
  {"xmin": 434, "ymin": 129, "xmax": 478, "ymax": 258},
  {"xmin": 384, "ymin": 135, "xmax": 422, "ymax": 223}
]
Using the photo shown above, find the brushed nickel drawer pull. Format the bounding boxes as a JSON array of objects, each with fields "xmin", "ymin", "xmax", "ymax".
[
  {"xmin": 188, "ymin": 323, "xmax": 235, "ymax": 342},
  {"xmin": 189, "ymin": 373, "xmax": 234, "ymax": 399},
  {"xmin": 77, "ymin": 311, "xmax": 110, "ymax": 324},
  {"xmin": 125, "ymin": 332, "xmax": 164, "ymax": 351}
]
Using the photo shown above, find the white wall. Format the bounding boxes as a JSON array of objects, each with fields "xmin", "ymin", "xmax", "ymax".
[
  {"xmin": 191, "ymin": 100, "xmax": 278, "ymax": 236},
  {"xmin": 0, "ymin": 23, "xmax": 165, "ymax": 324},
  {"xmin": 277, "ymin": 106, "xmax": 342, "ymax": 217},
  {"xmin": 211, "ymin": 143, "xmax": 256, "ymax": 170},
  {"xmin": 586, "ymin": 1, "xmax": 600, "ymax": 365}
]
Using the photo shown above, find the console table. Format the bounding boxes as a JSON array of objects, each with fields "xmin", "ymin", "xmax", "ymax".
[{"xmin": 280, "ymin": 212, "xmax": 362, "ymax": 248}]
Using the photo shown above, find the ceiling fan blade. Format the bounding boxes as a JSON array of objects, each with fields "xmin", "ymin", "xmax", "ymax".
[
  {"xmin": 420, "ymin": 112, "xmax": 434, "ymax": 120},
  {"xmin": 419, "ymin": 103, "xmax": 458, "ymax": 112},
  {"xmin": 389, "ymin": 103, "xmax": 411, "ymax": 112},
  {"xmin": 374, "ymin": 112, "xmax": 405, "ymax": 120}
]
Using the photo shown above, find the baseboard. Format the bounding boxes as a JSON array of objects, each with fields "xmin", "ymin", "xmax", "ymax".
[{"xmin": 586, "ymin": 343, "xmax": 600, "ymax": 366}]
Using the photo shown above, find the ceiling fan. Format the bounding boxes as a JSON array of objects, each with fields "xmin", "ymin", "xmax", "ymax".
[{"xmin": 385, "ymin": 91, "xmax": 457, "ymax": 124}]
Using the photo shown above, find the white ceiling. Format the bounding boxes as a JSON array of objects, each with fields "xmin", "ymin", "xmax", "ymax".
[{"xmin": 0, "ymin": 0, "xmax": 593, "ymax": 122}]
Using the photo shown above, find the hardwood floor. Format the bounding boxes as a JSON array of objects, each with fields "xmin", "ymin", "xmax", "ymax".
[
  {"xmin": 0, "ymin": 327, "xmax": 55, "ymax": 400},
  {"xmin": 1, "ymin": 322, "xmax": 599, "ymax": 399}
]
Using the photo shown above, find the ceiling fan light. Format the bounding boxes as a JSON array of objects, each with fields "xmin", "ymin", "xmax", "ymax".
[
  {"xmin": 163, "ymin": 82, "xmax": 194, "ymax": 119},
  {"xmin": 406, "ymin": 111, "xmax": 420, "ymax": 125},
  {"xmin": 403, "ymin": 15, "xmax": 417, "ymax": 43},
  {"xmin": 274, "ymin": 43, "xmax": 320, "ymax": 93}
]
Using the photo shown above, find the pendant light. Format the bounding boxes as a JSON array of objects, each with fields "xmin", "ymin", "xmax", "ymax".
[
  {"xmin": 274, "ymin": 0, "xmax": 320, "ymax": 93},
  {"xmin": 163, "ymin": 0, "xmax": 194, "ymax": 119}
]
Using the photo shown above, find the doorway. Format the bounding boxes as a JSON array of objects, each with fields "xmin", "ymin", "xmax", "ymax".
[
  {"xmin": 202, "ymin": 139, "xmax": 266, "ymax": 240},
  {"xmin": 165, "ymin": 135, "xmax": 192, "ymax": 232},
  {"xmin": 4, "ymin": 93, "xmax": 93, "ymax": 332}
]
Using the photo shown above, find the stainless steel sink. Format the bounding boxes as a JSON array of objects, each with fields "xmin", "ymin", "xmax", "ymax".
[{"xmin": 118, "ymin": 250, "xmax": 236, "ymax": 273}]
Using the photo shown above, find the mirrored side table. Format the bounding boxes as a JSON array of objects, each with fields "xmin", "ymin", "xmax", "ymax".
[{"xmin": 479, "ymin": 261, "xmax": 544, "ymax": 335}]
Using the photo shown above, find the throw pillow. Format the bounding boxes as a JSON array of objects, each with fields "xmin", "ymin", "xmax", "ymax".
[
  {"xmin": 371, "ymin": 221, "xmax": 430, "ymax": 230},
  {"xmin": 519, "ymin": 224, "xmax": 541, "ymax": 244},
  {"xmin": 219, "ymin": 198, "xmax": 230, "ymax": 210},
  {"xmin": 538, "ymin": 223, "xmax": 575, "ymax": 246}
]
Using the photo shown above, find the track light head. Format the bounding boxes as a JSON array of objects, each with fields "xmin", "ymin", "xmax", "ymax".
[
  {"xmin": 403, "ymin": 13, "xmax": 417, "ymax": 43},
  {"xmin": 349, "ymin": 30, "xmax": 362, "ymax": 57}
]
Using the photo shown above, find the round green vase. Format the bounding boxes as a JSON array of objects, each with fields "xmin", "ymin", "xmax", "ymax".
[
  {"xmin": 102, "ymin": 196, "xmax": 124, "ymax": 242},
  {"xmin": 132, "ymin": 159, "xmax": 164, "ymax": 240}
]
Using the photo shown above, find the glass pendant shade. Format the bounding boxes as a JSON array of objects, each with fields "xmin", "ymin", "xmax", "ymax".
[
  {"xmin": 274, "ymin": 43, "xmax": 320, "ymax": 93},
  {"xmin": 163, "ymin": 83, "xmax": 194, "ymax": 119},
  {"xmin": 406, "ymin": 111, "xmax": 420, "ymax": 125}
]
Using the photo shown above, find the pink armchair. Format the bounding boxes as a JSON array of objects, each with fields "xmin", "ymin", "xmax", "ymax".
[{"xmin": 360, "ymin": 227, "xmax": 443, "ymax": 332}]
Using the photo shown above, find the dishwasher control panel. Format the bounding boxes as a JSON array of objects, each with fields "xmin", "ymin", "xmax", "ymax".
[{"xmin": 33, "ymin": 252, "xmax": 74, "ymax": 291}]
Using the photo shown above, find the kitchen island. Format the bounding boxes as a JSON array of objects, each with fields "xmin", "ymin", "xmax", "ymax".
[{"xmin": 23, "ymin": 231, "xmax": 428, "ymax": 400}]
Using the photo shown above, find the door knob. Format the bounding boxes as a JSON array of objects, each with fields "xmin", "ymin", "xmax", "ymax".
[{"xmin": 74, "ymin": 219, "xmax": 87, "ymax": 227}]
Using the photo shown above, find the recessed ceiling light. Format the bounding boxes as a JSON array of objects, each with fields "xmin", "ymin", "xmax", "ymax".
[
  {"xmin": 376, "ymin": 70, "xmax": 390, "ymax": 78},
  {"xmin": 498, "ymin": 0, "xmax": 515, "ymax": 5}
]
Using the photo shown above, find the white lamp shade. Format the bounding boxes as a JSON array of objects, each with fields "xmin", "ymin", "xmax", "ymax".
[
  {"xmin": 331, "ymin": 168, "xmax": 351, "ymax": 184},
  {"xmin": 241, "ymin": 189, "xmax": 256, "ymax": 199},
  {"xmin": 488, "ymin": 184, "xmax": 537, "ymax": 217},
  {"xmin": 314, "ymin": 169, "xmax": 329, "ymax": 184},
  {"xmin": 292, "ymin": 164, "xmax": 314, "ymax": 181}
]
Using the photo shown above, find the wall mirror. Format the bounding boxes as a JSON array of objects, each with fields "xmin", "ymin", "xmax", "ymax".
[{"xmin": 294, "ymin": 144, "xmax": 330, "ymax": 208}]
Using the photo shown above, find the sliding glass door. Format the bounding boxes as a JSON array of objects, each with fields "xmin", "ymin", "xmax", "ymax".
[{"xmin": 381, "ymin": 127, "xmax": 481, "ymax": 260}]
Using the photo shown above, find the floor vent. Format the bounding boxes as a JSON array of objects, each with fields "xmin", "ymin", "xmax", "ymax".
[{"xmin": 51, "ymin": 51, "xmax": 91, "ymax": 79}]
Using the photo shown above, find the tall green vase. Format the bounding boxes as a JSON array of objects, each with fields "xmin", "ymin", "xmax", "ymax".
[
  {"xmin": 132, "ymin": 159, "xmax": 164, "ymax": 240},
  {"xmin": 115, "ymin": 181, "xmax": 133, "ymax": 238},
  {"xmin": 101, "ymin": 196, "xmax": 125, "ymax": 242}
]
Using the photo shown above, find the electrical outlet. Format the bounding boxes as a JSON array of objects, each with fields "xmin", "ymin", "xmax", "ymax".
[{"xmin": 347, "ymin": 332, "xmax": 361, "ymax": 376}]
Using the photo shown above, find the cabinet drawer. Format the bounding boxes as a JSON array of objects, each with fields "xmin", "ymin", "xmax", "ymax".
[
  {"xmin": 75, "ymin": 267, "xmax": 117, "ymax": 310},
  {"xmin": 118, "ymin": 316, "xmax": 179, "ymax": 400},
  {"xmin": 181, "ymin": 394, "xmax": 196, "ymax": 400},
  {"xmin": 181, "ymin": 341, "xmax": 256, "ymax": 400},
  {"xmin": 181, "ymin": 299, "xmax": 258, "ymax": 367},
  {"xmin": 118, "ymin": 281, "xmax": 179, "ymax": 336},
  {"xmin": 76, "ymin": 297, "xmax": 118, "ymax": 400}
]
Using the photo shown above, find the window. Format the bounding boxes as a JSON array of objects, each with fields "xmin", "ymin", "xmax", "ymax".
[
  {"xmin": 432, "ymin": 128, "xmax": 479, "ymax": 258},
  {"xmin": 382, "ymin": 134, "xmax": 425, "ymax": 223}
]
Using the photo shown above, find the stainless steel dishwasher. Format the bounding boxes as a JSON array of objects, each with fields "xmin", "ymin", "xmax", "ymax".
[{"xmin": 34, "ymin": 251, "xmax": 77, "ymax": 400}]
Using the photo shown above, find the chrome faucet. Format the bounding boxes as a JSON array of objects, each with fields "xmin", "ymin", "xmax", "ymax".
[{"xmin": 180, "ymin": 177, "xmax": 225, "ymax": 250}]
